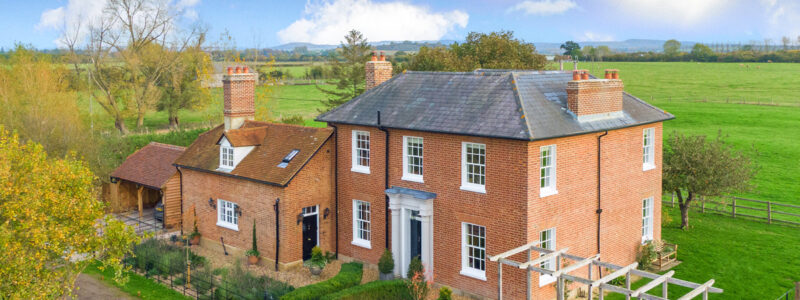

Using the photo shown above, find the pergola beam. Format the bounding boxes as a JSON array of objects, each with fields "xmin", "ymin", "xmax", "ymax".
[
  {"xmin": 489, "ymin": 240, "xmax": 541, "ymax": 261},
  {"xmin": 518, "ymin": 248, "xmax": 569, "ymax": 269},
  {"xmin": 553, "ymin": 254, "xmax": 599, "ymax": 277},
  {"xmin": 631, "ymin": 271, "xmax": 675, "ymax": 297},
  {"xmin": 677, "ymin": 280, "xmax": 715, "ymax": 300},
  {"xmin": 593, "ymin": 263, "xmax": 638, "ymax": 286}
]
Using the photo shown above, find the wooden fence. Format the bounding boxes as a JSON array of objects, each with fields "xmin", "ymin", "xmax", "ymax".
[{"xmin": 663, "ymin": 194, "xmax": 800, "ymax": 227}]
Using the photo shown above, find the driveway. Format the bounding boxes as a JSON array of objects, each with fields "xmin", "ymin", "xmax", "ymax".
[{"xmin": 74, "ymin": 274, "xmax": 133, "ymax": 300}]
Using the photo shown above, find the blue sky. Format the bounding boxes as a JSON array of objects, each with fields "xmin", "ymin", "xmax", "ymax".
[{"xmin": 2, "ymin": 0, "xmax": 800, "ymax": 50}]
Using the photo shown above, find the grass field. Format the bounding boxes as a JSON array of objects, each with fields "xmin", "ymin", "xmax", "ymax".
[
  {"xmin": 607, "ymin": 205, "xmax": 800, "ymax": 299},
  {"xmin": 580, "ymin": 62, "xmax": 800, "ymax": 205}
]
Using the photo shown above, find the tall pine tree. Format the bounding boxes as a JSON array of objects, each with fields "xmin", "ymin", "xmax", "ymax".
[{"xmin": 318, "ymin": 30, "xmax": 372, "ymax": 112}]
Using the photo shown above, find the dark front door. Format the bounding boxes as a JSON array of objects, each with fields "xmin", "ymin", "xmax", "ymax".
[
  {"xmin": 302, "ymin": 215, "xmax": 318, "ymax": 260},
  {"xmin": 410, "ymin": 210, "xmax": 422, "ymax": 261}
]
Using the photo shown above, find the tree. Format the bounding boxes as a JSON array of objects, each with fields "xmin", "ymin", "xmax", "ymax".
[
  {"xmin": 595, "ymin": 45, "xmax": 611, "ymax": 61},
  {"xmin": 157, "ymin": 38, "xmax": 213, "ymax": 130},
  {"xmin": 690, "ymin": 43, "xmax": 714, "ymax": 62},
  {"xmin": 76, "ymin": 0, "xmax": 204, "ymax": 133},
  {"xmin": 409, "ymin": 31, "xmax": 547, "ymax": 72},
  {"xmin": 663, "ymin": 39, "xmax": 681, "ymax": 57},
  {"xmin": 0, "ymin": 127, "xmax": 140, "ymax": 298},
  {"xmin": 662, "ymin": 132, "xmax": 757, "ymax": 229},
  {"xmin": 581, "ymin": 45, "xmax": 597, "ymax": 61},
  {"xmin": 318, "ymin": 29, "xmax": 372, "ymax": 112},
  {"xmin": 781, "ymin": 36, "xmax": 791, "ymax": 50},
  {"xmin": 560, "ymin": 41, "xmax": 581, "ymax": 60}
]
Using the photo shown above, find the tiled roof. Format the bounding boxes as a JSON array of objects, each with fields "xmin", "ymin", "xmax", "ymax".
[
  {"xmin": 174, "ymin": 121, "xmax": 333, "ymax": 186},
  {"xmin": 110, "ymin": 142, "xmax": 185, "ymax": 189},
  {"xmin": 218, "ymin": 127, "xmax": 266, "ymax": 147},
  {"xmin": 317, "ymin": 70, "xmax": 674, "ymax": 141}
]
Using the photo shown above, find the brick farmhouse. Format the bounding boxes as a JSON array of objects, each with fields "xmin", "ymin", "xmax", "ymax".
[{"xmin": 172, "ymin": 55, "xmax": 672, "ymax": 298}]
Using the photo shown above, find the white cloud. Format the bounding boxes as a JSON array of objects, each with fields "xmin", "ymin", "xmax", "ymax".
[
  {"xmin": 37, "ymin": 0, "xmax": 201, "ymax": 47},
  {"xmin": 507, "ymin": 0, "xmax": 577, "ymax": 16},
  {"xmin": 277, "ymin": 0, "xmax": 469, "ymax": 44},
  {"xmin": 609, "ymin": 0, "xmax": 727, "ymax": 25},
  {"xmin": 577, "ymin": 31, "xmax": 614, "ymax": 42},
  {"xmin": 761, "ymin": 0, "xmax": 800, "ymax": 40}
]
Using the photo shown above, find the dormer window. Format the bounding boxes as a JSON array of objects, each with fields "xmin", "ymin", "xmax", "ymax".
[{"xmin": 220, "ymin": 144, "xmax": 234, "ymax": 169}]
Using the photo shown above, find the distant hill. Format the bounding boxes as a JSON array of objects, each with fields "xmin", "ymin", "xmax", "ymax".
[{"xmin": 269, "ymin": 39, "xmax": 697, "ymax": 54}]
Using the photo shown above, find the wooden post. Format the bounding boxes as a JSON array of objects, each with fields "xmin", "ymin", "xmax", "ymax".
[
  {"xmin": 701, "ymin": 200, "xmax": 706, "ymax": 213},
  {"xmin": 498, "ymin": 262, "xmax": 503, "ymax": 300},
  {"xmin": 137, "ymin": 185, "xmax": 144, "ymax": 218},
  {"xmin": 732, "ymin": 197, "xmax": 737, "ymax": 218},
  {"xmin": 794, "ymin": 281, "xmax": 799, "ymax": 300},
  {"xmin": 625, "ymin": 273, "xmax": 631, "ymax": 300},
  {"xmin": 671, "ymin": 192, "xmax": 675, "ymax": 208},
  {"xmin": 662, "ymin": 280, "xmax": 668, "ymax": 298},
  {"xmin": 767, "ymin": 201, "xmax": 772, "ymax": 224}
]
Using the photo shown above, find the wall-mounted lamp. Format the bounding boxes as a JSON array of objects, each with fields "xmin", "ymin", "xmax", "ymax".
[
  {"xmin": 110, "ymin": 177, "xmax": 119, "ymax": 184},
  {"xmin": 208, "ymin": 198, "xmax": 216, "ymax": 209},
  {"xmin": 324, "ymin": 208, "xmax": 330, "ymax": 219},
  {"xmin": 296, "ymin": 213, "xmax": 304, "ymax": 225}
]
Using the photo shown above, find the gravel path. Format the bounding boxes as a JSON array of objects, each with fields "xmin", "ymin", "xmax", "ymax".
[{"xmin": 74, "ymin": 274, "xmax": 133, "ymax": 300}]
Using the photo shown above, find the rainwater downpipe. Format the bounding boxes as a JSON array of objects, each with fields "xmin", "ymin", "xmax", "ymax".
[
  {"xmin": 329, "ymin": 123, "xmax": 340, "ymax": 258},
  {"xmin": 596, "ymin": 130, "xmax": 608, "ymax": 274},
  {"xmin": 274, "ymin": 198, "xmax": 280, "ymax": 271},
  {"xmin": 377, "ymin": 111, "xmax": 390, "ymax": 249},
  {"xmin": 176, "ymin": 166, "xmax": 184, "ymax": 236}
]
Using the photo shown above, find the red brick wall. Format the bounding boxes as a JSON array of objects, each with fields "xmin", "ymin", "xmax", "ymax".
[
  {"xmin": 333, "ymin": 122, "xmax": 662, "ymax": 299},
  {"xmin": 223, "ymin": 73, "xmax": 257, "ymax": 118},
  {"xmin": 180, "ymin": 139, "xmax": 334, "ymax": 268},
  {"xmin": 566, "ymin": 79, "xmax": 624, "ymax": 116}
]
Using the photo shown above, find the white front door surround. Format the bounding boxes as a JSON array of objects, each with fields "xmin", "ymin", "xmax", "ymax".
[{"xmin": 387, "ymin": 188, "xmax": 434, "ymax": 278}]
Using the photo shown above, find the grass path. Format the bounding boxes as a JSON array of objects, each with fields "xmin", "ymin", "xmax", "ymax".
[
  {"xmin": 607, "ymin": 206, "xmax": 800, "ymax": 299},
  {"xmin": 82, "ymin": 261, "xmax": 190, "ymax": 300}
]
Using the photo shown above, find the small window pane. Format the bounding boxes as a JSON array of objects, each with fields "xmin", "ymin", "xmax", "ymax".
[{"xmin": 464, "ymin": 223, "xmax": 486, "ymax": 272}]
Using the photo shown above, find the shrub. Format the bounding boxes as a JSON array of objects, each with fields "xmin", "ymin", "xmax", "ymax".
[
  {"xmin": 248, "ymin": 220, "xmax": 259, "ymax": 257},
  {"xmin": 320, "ymin": 279, "xmax": 411, "ymax": 300},
  {"xmin": 406, "ymin": 256, "xmax": 423, "ymax": 280},
  {"xmin": 406, "ymin": 271, "xmax": 431, "ymax": 300},
  {"xmin": 281, "ymin": 262, "xmax": 363, "ymax": 300},
  {"xmin": 437, "ymin": 286, "xmax": 453, "ymax": 300},
  {"xmin": 279, "ymin": 115, "xmax": 305, "ymax": 125},
  {"xmin": 378, "ymin": 250, "xmax": 394, "ymax": 274},
  {"xmin": 192, "ymin": 265, "xmax": 215, "ymax": 296},
  {"xmin": 215, "ymin": 261, "xmax": 294, "ymax": 300},
  {"xmin": 637, "ymin": 242, "xmax": 656, "ymax": 270},
  {"xmin": 308, "ymin": 246, "xmax": 327, "ymax": 268}
]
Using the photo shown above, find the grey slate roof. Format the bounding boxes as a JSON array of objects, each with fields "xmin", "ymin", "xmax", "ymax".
[
  {"xmin": 316, "ymin": 70, "xmax": 673, "ymax": 141},
  {"xmin": 385, "ymin": 186, "xmax": 437, "ymax": 200}
]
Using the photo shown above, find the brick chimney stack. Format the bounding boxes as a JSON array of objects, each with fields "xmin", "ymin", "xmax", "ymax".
[
  {"xmin": 566, "ymin": 69, "xmax": 624, "ymax": 122},
  {"xmin": 223, "ymin": 65, "xmax": 258, "ymax": 130},
  {"xmin": 365, "ymin": 51, "xmax": 392, "ymax": 90}
]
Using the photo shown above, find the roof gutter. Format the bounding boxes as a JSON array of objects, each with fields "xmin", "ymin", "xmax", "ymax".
[
  {"xmin": 172, "ymin": 164, "xmax": 286, "ymax": 187},
  {"xmin": 377, "ymin": 111, "xmax": 390, "ymax": 250}
]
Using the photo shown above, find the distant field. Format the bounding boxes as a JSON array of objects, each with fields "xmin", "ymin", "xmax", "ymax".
[{"xmin": 580, "ymin": 62, "xmax": 800, "ymax": 204}]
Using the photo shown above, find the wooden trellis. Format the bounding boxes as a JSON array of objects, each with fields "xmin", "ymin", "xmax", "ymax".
[{"xmin": 488, "ymin": 241, "xmax": 722, "ymax": 300}]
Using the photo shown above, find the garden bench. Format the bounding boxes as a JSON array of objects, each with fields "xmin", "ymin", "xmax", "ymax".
[{"xmin": 651, "ymin": 240, "xmax": 678, "ymax": 269}]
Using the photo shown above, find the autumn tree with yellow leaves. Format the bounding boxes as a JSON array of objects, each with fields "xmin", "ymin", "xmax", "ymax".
[{"xmin": 0, "ymin": 127, "xmax": 140, "ymax": 298}]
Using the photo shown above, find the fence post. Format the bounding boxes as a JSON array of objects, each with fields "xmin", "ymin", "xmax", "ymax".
[
  {"xmin": 671, "ymin": 192, "xmax": 675, "ymax": 208},
  {"xmin": 701, "ymin": 200, "xmax": 706, "ymax": 214},
  {"xmin": 767, "ymin": 201, "xmax": 772, "ymax": 224}
]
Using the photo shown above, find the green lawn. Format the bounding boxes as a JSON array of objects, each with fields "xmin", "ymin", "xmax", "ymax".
[
  {"xmin": 606, "ymin": 206, "xmax": 800, "ymax": 299},
  {"xmin": 82, "ymin": 260, "xmax": 190, "ymax": 300},
  {"xmin": 580, "ymin": 62, "xmax": 800, "ymax": 205}
]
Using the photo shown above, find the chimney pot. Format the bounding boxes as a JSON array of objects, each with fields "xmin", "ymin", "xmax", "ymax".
[
  {"xmin": 612, "ymin": 70, "xmax": 619, "ymax": 79},
  {"xmin": 235, "ymin": 66, "xmax": 241, "ymax": 74},
  {"xmin": 581, "ymin": 70, "xmax": 589, "ymax": 80},
  {"xmin": 379, "ymin": 51, "xmax": 385, "ymax": 61},
  {"xmin": 243, "ymin": 66, "xmax": 249, "ymax": 73},
  {"xmin": 227, "ymin": 67, "xmax": 233, "ymax": 75},
  {"xmin": 572, "ymin": 70, "xmax": 581, "ymax": 81},
  {"xmin": 371, "ymin": 51, "xmax": 378, "ymax": 61},
  {"xmin": 604, "ymin": 69, "xmax": 613, "ymax": 79}
]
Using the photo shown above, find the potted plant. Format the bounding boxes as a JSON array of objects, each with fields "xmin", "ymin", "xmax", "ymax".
[
  {"xmin": 307, "ymin": 246, "xmax": 326, "ymax": 276},
  {"xmin": 246, "ymin": 220, "xmax": 259, "ymax": 265},
  {"xmin": 190, "ymin": 208, "xmax": 201, "ymax": 245},
  {"xmin": 378, "ymin": 249, "xmax": 395, "ymax": 280}
]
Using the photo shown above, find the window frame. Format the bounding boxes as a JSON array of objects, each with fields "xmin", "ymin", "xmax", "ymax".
[
  {"xmin": 643, "ymin": 128, "xmax": 656, "ymax": 171},
  {"xmin": 219, "ymin": 144, "xmax": 235, "ymax": 170},
  {"xmin": 402, "ymin": 136, "xmax": 424, "ymax": 183},
  {"xmin": 460, "ymin": 222, "xmax": 487, "ymax": 281},
  {"xmin": 351, "ymin": 130, "xmax": 371, "ymax": 174},
  {"xmin": 539, "ymin": 145, "xmax": 558, "ymax": 197},
  {"xmin": 642, "ymin": 197, "xmax": 654, "ymax": 243},
  {"xmin": 351, "ymin": 200, "xmax": 371, "ymax": 249},
  {"xmin": 539, "ymin": 227, "xmax": 556, "ymax": 286},
  {"xmin": 460, "ymin": 142, "xmax": 486, "ymax": 194},
  {"xmin": 216, "ymin": 199, "xmax": 239, "ymax": 231}
]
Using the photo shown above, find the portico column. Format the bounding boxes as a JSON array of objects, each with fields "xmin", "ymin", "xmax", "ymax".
[
  {"xmin": 419, "ymin": 208, "xmax": 433, "ymax": 277},
  {"xmin": 389, "ymin": 200, "xmax": 402, "ymax": 276}
]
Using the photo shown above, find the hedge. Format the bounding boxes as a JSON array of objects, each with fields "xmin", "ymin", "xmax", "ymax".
[
  {"xmin": 280, "ymin": 262, "xmax": 363, "ymax": 300},
  {"xmin": 320, "ymin": 279, "xmax": 411, "ymax": 300}
]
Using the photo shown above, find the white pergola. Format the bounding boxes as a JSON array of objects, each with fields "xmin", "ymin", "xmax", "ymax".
[{"xmin": 488, "ymin": 241, "xmax": 722, "ymax": 300}]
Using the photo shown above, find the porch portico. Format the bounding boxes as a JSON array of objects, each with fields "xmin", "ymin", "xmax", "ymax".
[{"xmin": 386, "ymin": 187, "xmax": 436, "ymax": 278}]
